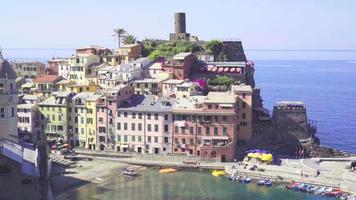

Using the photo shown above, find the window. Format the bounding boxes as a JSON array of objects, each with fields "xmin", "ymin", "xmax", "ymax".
[
  {"xmin": 131, "ymin": 123, "xmax": 135, "ymax": 131},
  {"xmin": 132, "ymin": 112, "xmax": 136, "ymax": 119},
  {"xmin": 147, "ymin": 124, "xmax": 151, "ymax": 132},
  {"xmin": 154, "ymin": 124, "xmax": 158, "ymax": 132},
  {"xmin": 154, "ymin": 114, "xmax": 158, "ymax": 120},
  {"xmin": 242, "ymin": 93, "xmax": 246, "ymax": 99},
  {"xmin": 197, "ymin": 127, "xmax": 202, "ymax": 135},
  {"xmin": 81, "ymin": 117, "xmax": 84, "ymax": 124},
  {"xmin": 175, "ymin": 126, "xmax": 178, "ymax": 133},
  {"xmin": 242, "ymin": 102, "xmax": 246, "ymax": 109},
  {"xmin": 99, "ymin": 117, "xmax": 103, "ymax": 123},
  {"xmin": 154, "ymin": 137, "xmax": 158, "ymax": 143},
  {"xmin": 223, "ymin": 127, "xmax": 228, "ymax": 135},
  {"xmin": 58, "ymin": 125, "xmax": 63, "ymax": 131},
  {"xmin": 181, "ymin": 127, "xmax": 186, "ymax": 134},
  {"xmin": 242, "ymin": 113, "xmax": 246, "ymax": 119},
  {"xmin": 208, "ymin": 105, "xmax": 212, "ymax": 109},
  {"xmin": 164, "ymin": 137, "xmax": 169, "ymax": 143},
  {"xmin": 147, "ymin": 113, "xmax": 151, "ymax": 120},
  {"xmin": 124, "ymin": 112, "xmax": 127, "ymax": 117},
  {"xmin": 117, "ymin": 123, "xmax": 121, "ymax": 130},
  {"xmin": 206, "ymin": 127, "xmax": 210, "ymax": 135},
  {"xmin": 190, "ymin": 138, "xmax": 194, "ymax": 145},
  {"xmin": 240, "ymin": 122, "xmax": 248, "ymax": 126},
  {"xmin": 164, "ymin": 124, "xmax": 169, "ymax": 132},
  {"xmin": 124, "ymin": 135, "xmax": 128, "ymax": 142},
  {"xmin": 214, "ymin": 127, "xmax": 218, "ymax": 135},
  {"xmin": 58, "ymin": 115, "xmax": 61, "ymax": 121},
  {"xmin": 124, "ymin": 123, "xmax": 128, "ymax": 130},
  {"xmin": 164, "ymin": 114, "xmax": 168, "ymax": 120},
  {"xmin": 11, "ymin": 107, "xmax": 15, "ymax": 117},
  {"xmin": 52, "ymin": 115, "xmax": 55, "ymax": 121},
  {"xmin": 223, "ymin": 116, "xmax": 227, "ymax": 121},
  {"xmin": 81, "ymin": 128, "xmax": 84, "ymax": 134},
  {"xmin": 189, "ymin": 127, "xmax": 194, "ymax": 135},
  {"xmin": 138, "ymin": 113, "xmax": 142, "ymax": 119},
  {"xmin": 147, "ymin": 136, "xmax": 151, "ymax": 143},
  {"xmin": 138, "ymin": 136, "xmax": 142, "ymax": 142},
  {"xmin": 0, "ymin": 108, "xmax": 4, "ymax": 117},
  {"xmin": 75, "ymin": 117, "xmax": 78, "ymax": 123},
  {"xmin": 117, "ymin": 135, "xmax": 121, "ymax": 142},
  {"xmin": 132, "ymin": 135, "xmax": 135, "ymax": 142},
  {"xmin": 182, "ymin": 138, "xmax": 186, "ymax": 144},
  {"xmin": 138, "ymin": 123, "xmax": 142, "ymax": 131},
  {"xmin": 117, "ymin": 112, "xmax": 121, "ymax": 117}
]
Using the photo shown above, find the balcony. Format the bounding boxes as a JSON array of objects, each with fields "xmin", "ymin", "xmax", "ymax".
[{"xmin": 202, "ymin": 136, "xmax": 231, "ymax": 147}]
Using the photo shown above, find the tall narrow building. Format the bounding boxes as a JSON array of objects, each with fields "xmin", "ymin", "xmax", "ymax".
[{"xmin": 0, "ymin": 51, "xmax": 18, "ymax": 142}]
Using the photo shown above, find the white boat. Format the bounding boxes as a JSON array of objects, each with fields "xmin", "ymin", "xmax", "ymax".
[
  {"xmin": 122, "ymin": 168, "xmax": 137, "ymax": 176},
  {"xmin": 315, "ymin": 187, "xmax": 326, "ymax": 195}
]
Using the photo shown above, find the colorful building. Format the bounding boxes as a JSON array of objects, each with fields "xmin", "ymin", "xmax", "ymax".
[
  {"xmin": 56, "ymin": 79, "xmax": 99, "ymax": 93},
  {"xmin": 67, "ymin": 54, "xmax": 100, "ymax": 85},
  {"xmin": 47, "ymin": 58, "xmax": 68, "ymax": 75},
  {"xmin": 38, "ymin": 91, "xmax": 74, "ymax": 143},
  {"xmin": 33, "ymin": 75, "xmax": 63, "ymax": 97},
  {"xmin": 96, "ymin": 85, "xmax": 133, "ymax": 150},
  {"xmin": 172, "ymin": 92, "xmax": 237, "ymax": 162},
  {"xmin": 231, "ymin": 85, "xmax": 253, "ymax": 141},
  {"xmin": 0, "ymin": 54, "xmax": 19, "ymax": 143},
  {"xmin": 17, "ymin": 103, "xmax": 39, "ymax": 144},
  {"xmin": 162, "ymin": 52, "xmax": 197, "ymax": 80},
  {"xmin": 116, "ymin": 95, "xmax": 174, "ymax": 154},
  {"xmin": 11, "ymin": 61, "xmax": 45, "ymax": 79},
  {"xmin": 118, "ymin": 44, "xmax": 142, "ymax": 64},
  {"xmin": 70, "ymin": 92, "xmax": 102, "ymax": 149}
]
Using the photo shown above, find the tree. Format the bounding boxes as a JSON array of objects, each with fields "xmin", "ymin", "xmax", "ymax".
[
  {"xmin": 112, "ymin": 28, "xmax": 126, "ymax": 49},
  {"xmin": 123, "ymin": 34, "xmax": 137, "ymax": 45},
  {"xmin": 207, "ymin": 76, "xmax": 232, "ymax": 86},
  {"xmin": 205, "ymin": 40, "xmax": 223, "ymax": 61}
]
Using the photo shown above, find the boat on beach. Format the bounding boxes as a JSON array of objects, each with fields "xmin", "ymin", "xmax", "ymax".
[
  {"xmin": 256, "ymin": 179, "xmax": 272, "ymax": 186},
  {"xmin": 239, "ymin": 176, "xmax": 251, "ymax": 183},
  {"xmin": 212, "ymin": 170, "xmax": 226, "ymax": 177},
  {"xmin": 122, "ymin": 168, "xmax": 137, "ymax": 176},
  {"xmin": 159, "ymin": 168, "xmax": 177, "ymax": 174}
]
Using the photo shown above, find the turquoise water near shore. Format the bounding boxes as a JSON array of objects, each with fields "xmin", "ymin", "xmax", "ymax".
[{"xmin": 59, "ymin": 169, "xmax": 331, "ymax": 200}]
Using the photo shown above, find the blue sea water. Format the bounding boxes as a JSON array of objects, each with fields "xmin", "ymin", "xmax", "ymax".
[{"xmin": 4, "ymin": 49, "xmax": 356, "ymax": 153}]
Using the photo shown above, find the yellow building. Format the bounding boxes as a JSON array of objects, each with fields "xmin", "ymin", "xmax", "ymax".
[
  {"xmin": 68, "ymin": 54, "xmax": 100, "ymax": 85},
  {"xmin": 33, "ymin": 75, "xmax": 63, "ymax": 97},
  {"xmin": 56, "ymin": 79, "xmax": 99, "ymax": 93},
  {"xmin": 71, "ymin": 92, "xmax": 102, "ymax": 149},
  {"xmin": 118, "ymin": 44, "xmax": 142, "ymax": 64}
]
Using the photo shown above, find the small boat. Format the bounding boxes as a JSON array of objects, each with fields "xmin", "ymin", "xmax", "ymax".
[
  {"xmin": 307, "ymin": 185, "xmax": 318, "ymax": 193},
  {"xmin": 233, "ymin": 175, "xmax": 240, "ymax": 182},
  {"xmin": 286, "ymin": 182, "xmax": 299, "ymax": 190},
  {"xmin": 256, "ymin": 179, "xmax": 266, "ymax": 185},
  {"xmin": 159, "ymin": 168, "xmax": 177, "ymax": 174},
  {"xmin": 212, "ymin": 170, "xmax": 226, "ymax": 177},
  {"xmin": 315, "ymin": 187, "xmax": 326, "ymax": 195},
  {"xmin": 321, "ymin": 187, "xmax": 333, "ymax": 195},
  {"xmin": 326, "ymin": 189, "xmax": 343, "ymax": 197},
  {"xmin": 264, "ymin": 179, "xmax": 272, "ymax": 186},
  {"xmin": 239, "ymin": 176, "xmax": 251, "ymax": 183},
  {"xmin": 122, "ymin": 168, "xmax": 137, "ymax": 176},
  {"xmin": 300, "ymin": 184, "xmax": 310, "ymax": 192},
  {"xmin": 95, "ymin": 177, "xmax": 103, "ymax": 182},
  {"xmin": 294, "ymin": 183, "xmax": 306, "ymax": 191}
]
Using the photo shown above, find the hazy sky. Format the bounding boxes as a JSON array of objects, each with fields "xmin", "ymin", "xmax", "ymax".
[{"xmin": 1, "ymin": 0, "xmax": 355, "ymax": 50}]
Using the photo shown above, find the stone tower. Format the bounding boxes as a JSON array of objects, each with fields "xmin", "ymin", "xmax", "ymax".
[
  {"xmin": 170, "ymin": 12, "xmax": 190, "ymax": 41},
  {"xmin": 0, "ymin": 51, "xmax": 18, "ymax": 142}
]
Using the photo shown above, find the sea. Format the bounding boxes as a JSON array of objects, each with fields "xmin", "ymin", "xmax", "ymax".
[{"xmin": 5, "ymin": 49, "xmax": 356, "ymax": 199}]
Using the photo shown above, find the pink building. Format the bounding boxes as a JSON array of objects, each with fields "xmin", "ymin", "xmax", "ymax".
[
  {"xmin": 17, "ymin": 104, "xmax": 39, "ymax": 144},
  {"xmin": 96, "ymin": 85, "xmax": 133, "ymax": 150},
  {"xmin": 115, "ymin": 95, "xmax": 174, "ymax": 154},
  {"xmin": 172, "ymin": 92, "xmax": 237, "ymax": 162}
]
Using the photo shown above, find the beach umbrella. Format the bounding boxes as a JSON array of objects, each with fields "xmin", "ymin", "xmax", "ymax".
[
  {"xmin": 236, "ymin": 68, "xmax": 241, "ymax": 73},
  {"xmin": 218, "ymin": 67, "xmax": 224, "ymax": 72},
  {"xmin": 212, "ymin": 67, "xmax": 218, "ymax": 72},
  {"xmin": 230, "ymin": 68, "xmax": 236, "ymax": 72},
  {"xmin": 207, "ymin": 66, "xmax": 214, "ymax": 72},
  {"xmin": 224, "ymin": 67, "xmax": 230, "ymax": 72}
]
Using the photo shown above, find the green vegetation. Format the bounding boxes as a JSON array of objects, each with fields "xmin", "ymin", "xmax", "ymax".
[
  {"xmin": 207, "ymin": 76, "xmax": 232, "ymax": 86},
  {"xmin": 205, "ymin": 40, "xmax": 223, "ymax": 61},
  {"xmin": 143, "ymin": 40, "xmax": 202, "ymax": 61},
  {"xmin": 123, "ymin": 34, "xmax": 137, "ymax": 45}
]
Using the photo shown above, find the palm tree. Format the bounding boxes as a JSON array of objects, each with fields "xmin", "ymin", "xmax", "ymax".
[
  {"xmin": 123, "ymin": 34, "xmax": 137, "ymax": 45},
  {"xmin": 112, "ymin": 28, "xmax": 126, "ymax": 49}
]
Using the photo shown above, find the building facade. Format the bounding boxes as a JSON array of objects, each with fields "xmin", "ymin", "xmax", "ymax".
[
  {"xmin": 162, "ymin": 52, "xmax": 197, "ymax": 80},
  {"xmin": 118, "ymin": 44, "xmax": 142, "ymax": 64},
  {"xmin": 11, "ymin": 61, "xmax": 45, "ymax": 79},
  {"xmin": 116, "ymin": 95, "xmax": 174, "ymax": 154},
  {"xmin": 0, "ymin": 55, "xmax": 18, "ymax": 143}
]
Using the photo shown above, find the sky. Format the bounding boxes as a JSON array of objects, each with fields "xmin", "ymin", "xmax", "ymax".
[{"xmin": 0, "ymin": 0, "xmax": 356, "ymax": 50}]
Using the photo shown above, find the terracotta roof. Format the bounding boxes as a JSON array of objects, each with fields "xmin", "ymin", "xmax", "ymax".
[{"xmin": 34, "ymin": 75, "xmax": 62, "ymax": 83}]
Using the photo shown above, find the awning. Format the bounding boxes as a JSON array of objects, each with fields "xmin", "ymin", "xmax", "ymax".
[
  {"xmin": 175, "ymin": 121, "xmax": 186, "ymax": 127},
  {"xmin": 219, "ymin": 104, "xmax": 234, "ymax": 107},
  {"xmin": 202, "ymin": 136, "xmax": 229, "ymax": 140}
]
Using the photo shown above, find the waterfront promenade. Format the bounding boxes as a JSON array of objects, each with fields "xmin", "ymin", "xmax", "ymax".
[{"xmin": 65, "ymin": 149, "xmax": 356, "ymax": 194}]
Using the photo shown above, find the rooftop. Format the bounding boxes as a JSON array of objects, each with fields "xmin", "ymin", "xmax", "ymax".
[
  {"xmin": 149, "ymin": 62, "xmax": 162, "ymax": 70},
  {"xmin": 163, "ymin": 79, "xmax": 184, "ymax": 84},
  {"xmin": 206, "ymin": 92, "xmax": 236, "ymax": 104},
  {"xmin": 132, "ymin": 57, "xmax": 150, "ymax": 64},
  {"xmin": 118, "ymin": 95, "xmax": 175, "ymax": 113},
  {"xmin": 276, "ymin": 101, "xmax": 305, "ymax": 107},
  {"xmin": 231, "ymin": 84, "xmax": 253, "ymax": 93},
  {"xmin": 34, "ymin": 75, "xmax": 62, "ymax": 83},
  {"xmin": 52, "ymin": 91, "xmax": 73, "ymax": 97},
  {"xmin": 121, "ymin": 44, "xmax": 141, "ymax": 48},
  {"xmin": 134, "ymin": 78, "xmax": 162, "ymax": 83},
  {"xmin": 173, "ymin": 52, "xmax": 192, "ymax": 60},
  {"xmin": 205, "ymin": 61, "xmax": 246, "ymax": 67},
  {"xmin": 17, "ymin": 103, "xmax": 36, "ymax": 110}
]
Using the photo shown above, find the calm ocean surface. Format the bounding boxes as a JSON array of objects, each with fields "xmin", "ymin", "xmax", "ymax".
[
  {"xmin": 4, "ymin": 49, "xmax": 356, "ymax": 153},
  {"xmin": 59, "ymin": 169, "xmax": 331, "ymax": 200}
]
